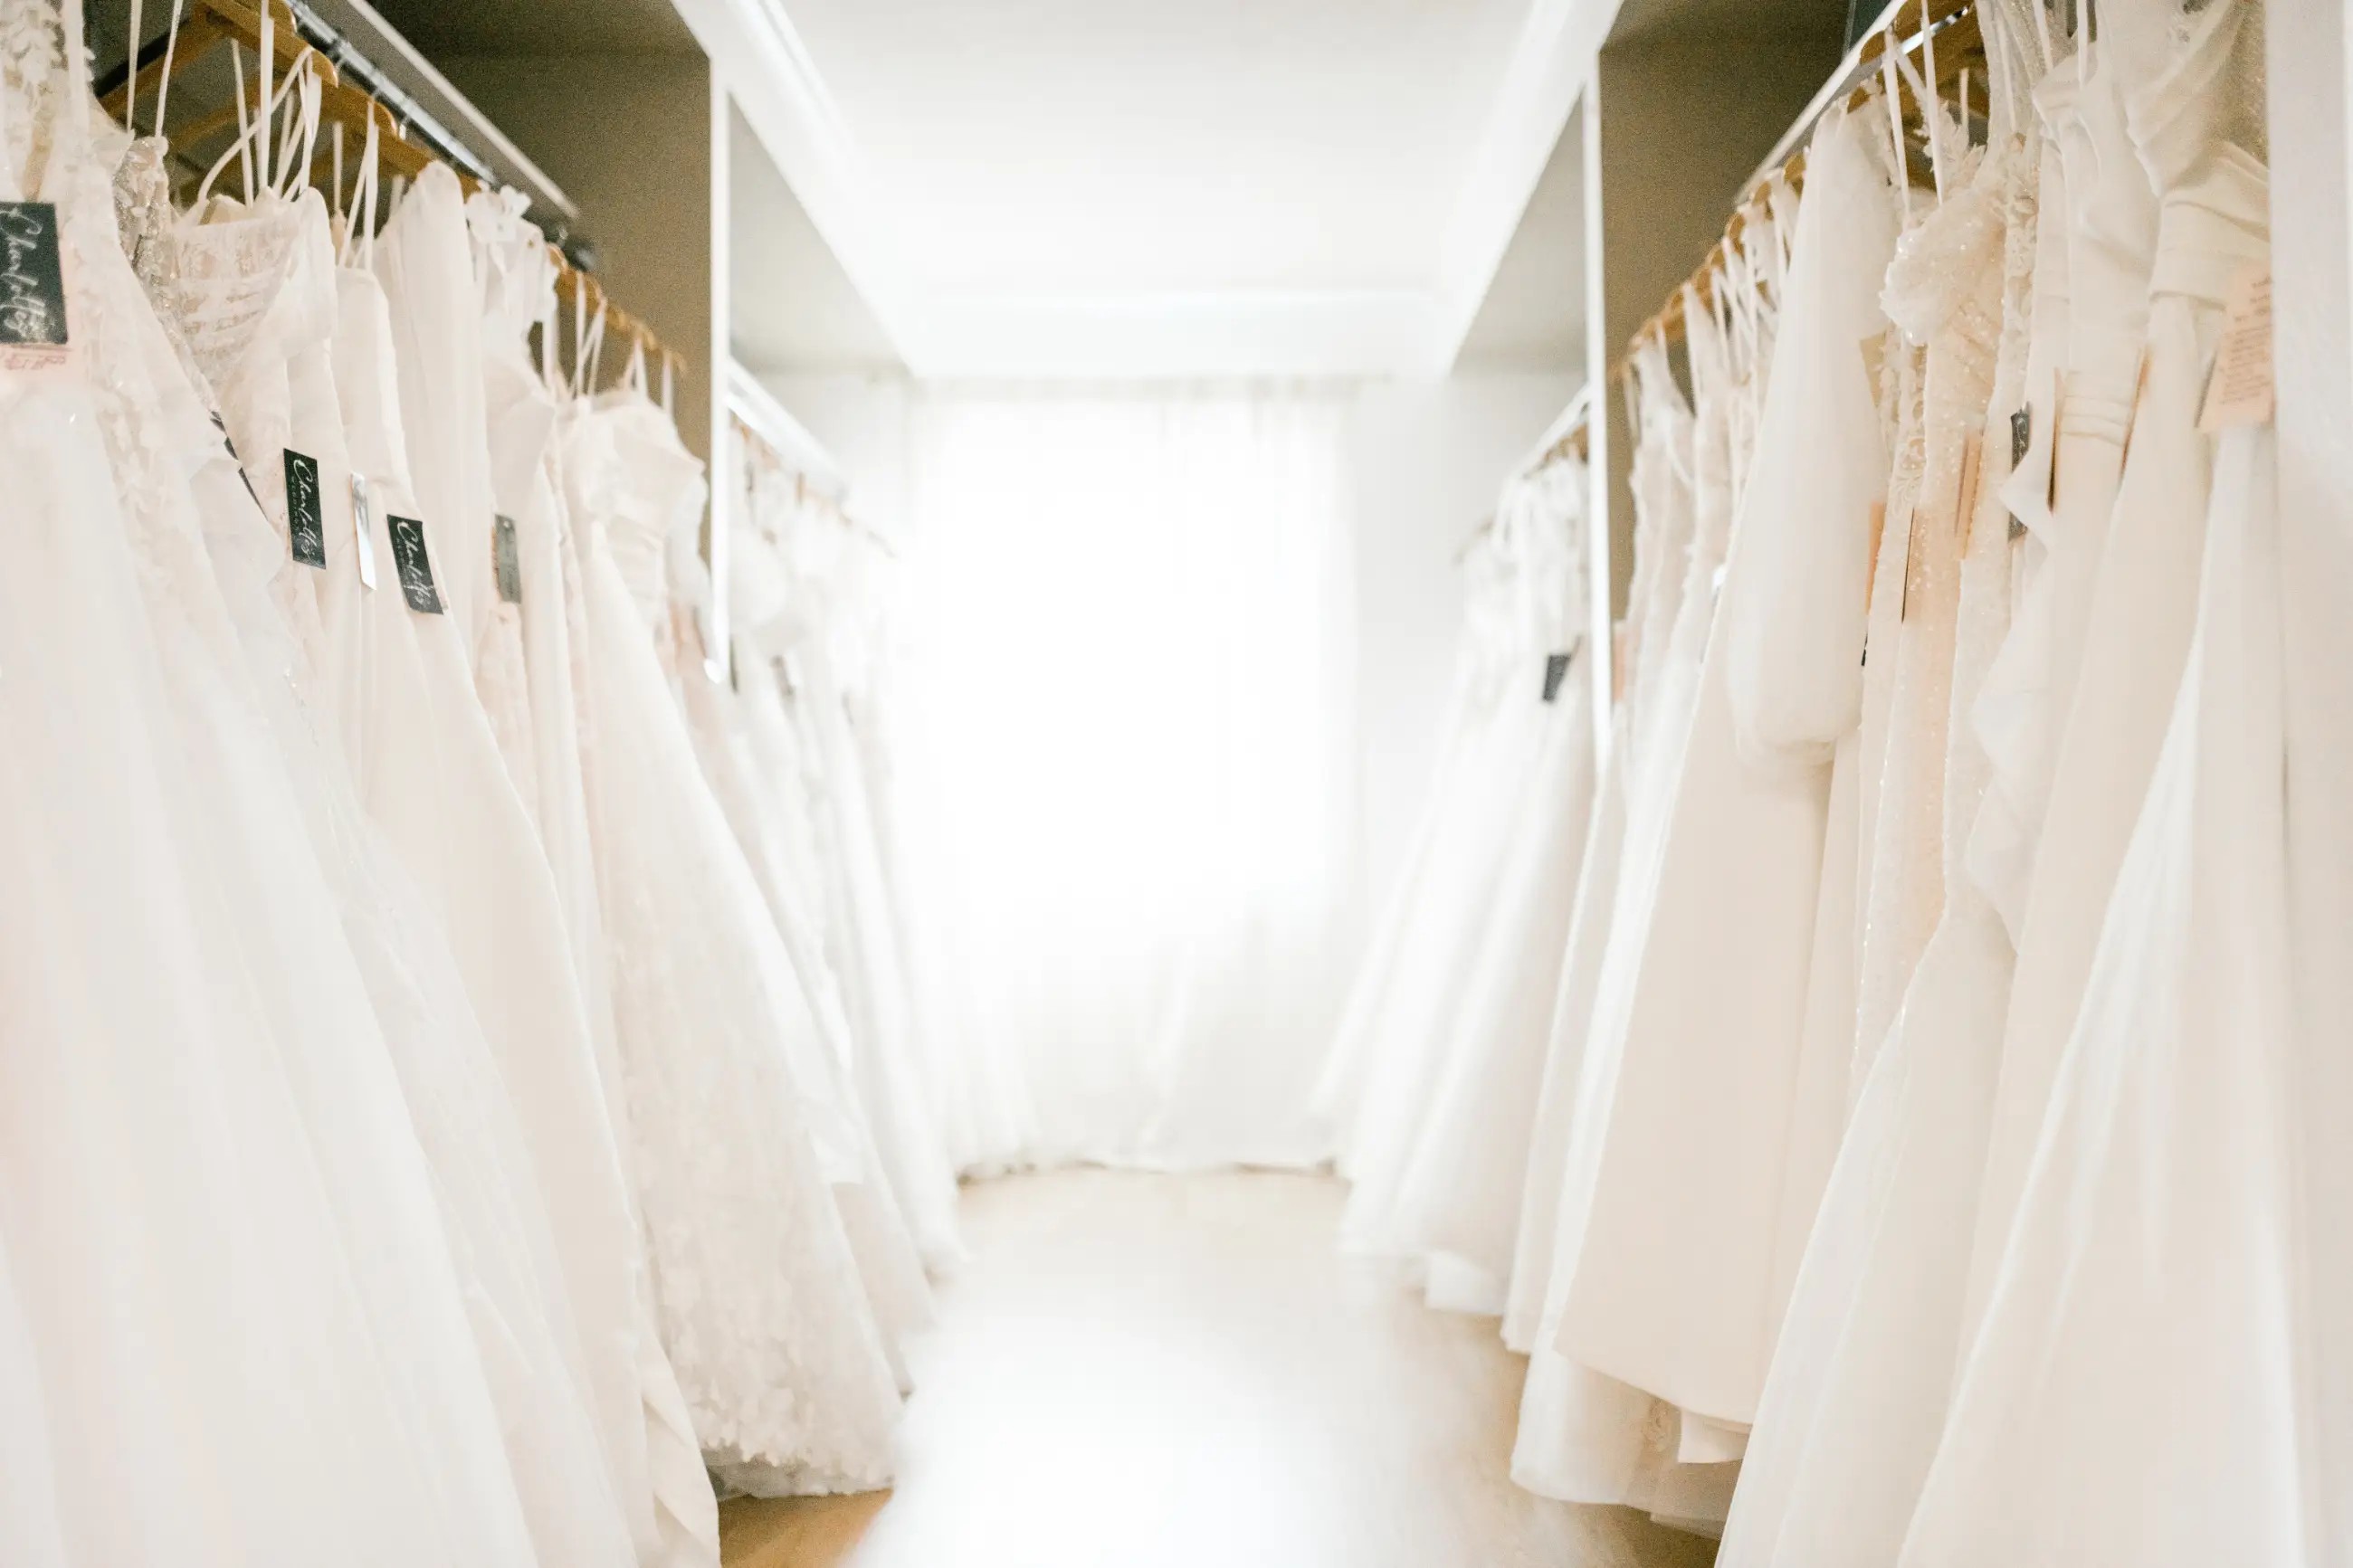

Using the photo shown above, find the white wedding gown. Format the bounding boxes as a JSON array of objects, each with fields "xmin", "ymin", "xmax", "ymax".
[
  {"xmin": 673, "ymin": 546, "xmax": 937, "ymax": 1383},
  {"xmin": 2, "ymin": 16, "xmax": 547, "ymax": 1563},
  {"xmin": 1381, "ymin": 461, "xmax": 1596, "ymax": 1302},
  {"xmin": 1900, "ymin": 251, "xmax": 2297, "ymax": 1568},
  {"xmin": 1554, "ymin": 239, "xmax": 1842, "ymax": 1435},
  {"xmin": 1954, "ymin": 32, "xmax": 2163, "ymax": 1348},
  {"xmin": 1511, "ymin": 334, "xmax": 1730, "ymax": 1527},
  {"xmin": 324, "ymin": 181, "xmax": 717, "ymax": 1561},
  {"xmin": 1965, "ymin": 0, "xmax": 2261, "ymax": 1344},
  {"xmin": 563, "ymin": 382, "xmax": 905, "ymax": 1495},
  {"xmin": 180, "ymin": 154, "xmax": 672, "ymax": 1568},
  {"xmin": 1715, "ymin": 26, "xmax": 2039, "ymax": 1556},
  {"xmin": 377, "ymin": 165, "xmax": 541, "ymax": 808},
  {"xmin": 1337, "ymin": 532, "xmax": 1554, "ymax": 1265},
  {"xmin": 761, "ymin": 538, "xmax": 967, "ymax": 1272}
]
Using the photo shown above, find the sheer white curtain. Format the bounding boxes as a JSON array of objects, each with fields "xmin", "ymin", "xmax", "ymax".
[{"xmin": 886, "ymin": 386, "xmax": 1359, "ymax": 1173}]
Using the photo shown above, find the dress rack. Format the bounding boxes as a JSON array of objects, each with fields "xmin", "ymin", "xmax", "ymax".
[
  {"xmin": 100, "ymin": 0, "xmax": 681, "ymax": 382},
  {"xmin": 725, "ymin": 362, "xmax": 899, "ymax": 561},
  {"xmin": 1609, "ymin": 0, "xmax": 1986, "ymax": 381}
]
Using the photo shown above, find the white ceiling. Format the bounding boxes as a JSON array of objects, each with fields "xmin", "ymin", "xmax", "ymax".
[{"xmin": 681, "ymin": 0, "xmax": 1608, "ymax": 378}]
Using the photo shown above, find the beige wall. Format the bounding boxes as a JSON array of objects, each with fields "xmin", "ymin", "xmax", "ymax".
[
  {"xmin": 1586, "ymin": 28, "xmax": 1845, "ymax": 628},
  {"xmin": 443, "ymin": 54, "xmax": 721, "ymax": 473}
]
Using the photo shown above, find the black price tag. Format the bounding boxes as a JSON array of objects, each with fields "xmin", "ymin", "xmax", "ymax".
[
  {"xmin": 1543, "ymin": 649, "xmax": 1576, "ymax": 704},
  {"xmin": 0, "ymin": 202, "xmax": 68, "ymax": 364},
  {"xmin": 283, "ymin": 449, "xmax": 326, "ymax": 567},
  {"xmin": 386, "ymin": 514, "xmax": 443, "ymax": 614},
  {"xmin": 492, "ymin": 513, "xmax": 523, "ymax": 604}
]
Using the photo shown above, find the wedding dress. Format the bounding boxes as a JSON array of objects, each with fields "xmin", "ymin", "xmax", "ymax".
[
  {"xmin": 1313, "ymin": 534, "xmax": 1521, "ymax": 1167},
  {"xmin": 2, "ymin": 18, "xmax": 546, "ymax": 1562},
  {"xmin": 1899, "ymin": 250, "xmax": 2296, "ymax": 1568},
  {"xmin": 377, "ymin": 163, "xmax": 542, "ymax": 810},
  {"xmin": 1338, "ymin": 519, "xmax": 1557, "ymax": 1268},
  {"xmin": 5, "ymin": 58, "xmax": 426, "ymax": 1568},
  {"xmin": 0, "ymin": 1240, "xmax": 68, "ymax": 1568},
  {"xmin": 769, "ymin": 567, "xmax": 967, "ymax": 1272},
  {"xmin": 1509, "ymin": 340, "xmax": 1701, "ymax": 1356},
  {"xmin": 326, "ymin": 172, "xmax": 704, "ymax": 1560},
  {"xmin": 1958, "ymin": 15, "xmax": 2169, "ymax": 1345},
  {"xmin": 1378, "ymin": 461, "xmax": 1596, "ymax": 1299},
  {"xmin": 672, "ymin": 553, "xmax": 937, "ymax": 1383},
  {"xmin": 1511, "ymin": 335, "xmax": 1730, "ymax": 1526},
  {"xmin": 1553, "ymin": 216, "xmax": 1848, "ymax": 1433},
  {"xmin": 1967, "ymin": 0, "xmax": 2262, "ymax": 1348},
  {"xmin": 177, "ymin": 150, "xmax": 669, "ymax": 1568},
  {"xmin": 1714, "ymin": 19, "xmax": 2041, "ymax": 1556},
  {"xmin": 1852, "ymin": 84, "xmax": 1991, "ymax": 1089},
  {"xmin": 471, "ymin": 187, "xmax": 618, "ymax": 1057},
  {"xmin": 563, "ymin": 378, "xmax": 904, "ymax": 1495}
]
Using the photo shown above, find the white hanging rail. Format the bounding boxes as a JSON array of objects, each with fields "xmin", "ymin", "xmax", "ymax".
[
  {"xmin": 291, "ymin": 0, "xmax": 577, "ymax": 226},
  {"xmin": 1517, "ymin": 380, "xmax": 1594, "ymax": 479},
  {"xmin": 724, "ymin": 358, "xmax": 851, "ymax": 502}
]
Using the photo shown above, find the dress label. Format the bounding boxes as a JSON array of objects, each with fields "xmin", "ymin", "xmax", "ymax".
[
  {"xmin": 493, "ymin": 513, "xmax": 523, "ymax": 604},
  {"xmin": 0, "ymin": 202, "xmax": 68, "ymax": 369},
  {"xmin": 283, "ymin": 448, "xmax": 326, "ymax": 568},
  {"xmin": 1953, "ymin": 433, "xmax": 1983, "ymax": 552},
  {"xmin": 2200, "ymin": 261, "xmax": 2274, "ymax": 432},
  {"xmin": 1863, "ymin": 497, "xmax": 1888, "ymax": 614},
  {"xmin": 386, "ymin": 514, "xmax": 443, "ymax": 614},
  {"xmin": 1543, "ymin": 649, "xmax": 1576, "ymax": 704},
  {"xmin": 350, "ymin": 474, "xmax": 379, "ymax": 589}
]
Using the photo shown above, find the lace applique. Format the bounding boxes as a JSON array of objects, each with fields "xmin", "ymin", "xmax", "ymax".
[
  {"xmin": 112, "ymin": 135, "xmax": 214, "ymax": 407},
  {"xmin": 1, "ymin": 0, "xmax": 63, "ymax": 195},
  {"xmin": 174, "ymin": 199, "xmax": 299, "ymax": 396}
]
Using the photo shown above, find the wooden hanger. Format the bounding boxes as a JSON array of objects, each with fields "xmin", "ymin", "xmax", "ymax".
[{"xmin": 112, "ymin": 0, "xmax": 684, "ymax": 379}]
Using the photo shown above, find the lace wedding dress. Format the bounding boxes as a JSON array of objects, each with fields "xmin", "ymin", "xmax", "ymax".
[
  {"xmin": 1959, "ymin": 9, "xmax": 2167, "ymax": 1345},
  {"xmin": 562, "ymin": 381, "xmax": 904, "ymax": 1495}
]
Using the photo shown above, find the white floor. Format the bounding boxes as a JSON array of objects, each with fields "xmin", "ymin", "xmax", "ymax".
[{"xmin": 723, "ymin": 1169, "xmax": 1716, "ymax": 1568}]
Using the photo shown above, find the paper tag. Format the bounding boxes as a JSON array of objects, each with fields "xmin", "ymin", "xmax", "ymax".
[
  {"xmin": 283, "ymin": 449, "xmax": 327, "ymax": 568},
  {"xmin": 386, "ymin": 514, "xmax": 443, "ymax": 614},
  {"xmin": 2199, "ymin": 261, "xmax": 2274, "ymax": 432},
  {"xmin": 1859, "ymin": 328, "xmax": 1889, "ymax": 404},
  {"xmin": 350, "ymin": 474, "xmax": 379, "ymax": 590},
  {"xmin": 1900, "ymin": 501, "xmax": 1927, "ymax": 621},
  {"xmin": 1953, "ymin": 434, "xmax": 1984, "ymax": 553},
  {"xmin": 1863, "ymin": 498, "xmax": 1888, "ymax": 615},
  {"xmin": 1542, "ymin": 650, "xmax": 1575, "ymax": 704},
  {"xmin": 0, "ymin": 202, "xmax": 69, "ymax": 370},
  {"xmin": 492, "ymin": 513, "xmax": 523, "ymax": 604},
  {"xmin": 2046, "ymin": 369, "xmax": 2062, "ymax": 509}
]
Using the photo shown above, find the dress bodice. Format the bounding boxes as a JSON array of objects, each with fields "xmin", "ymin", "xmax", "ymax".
[
  {"xmin": 2038, "ymin": 48, "xmax": 2159, "ymax": 427},
  {"xmin": 579, "ymin": 392, "xmax": 709, "ymax": 635},
  {"xmin": 333, "ymin": 266, "xmax": 418, "ymax": 503},
  {"xmin": 2128, "ymin": 0, "xmax": 2269, "ymax": 312}
]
